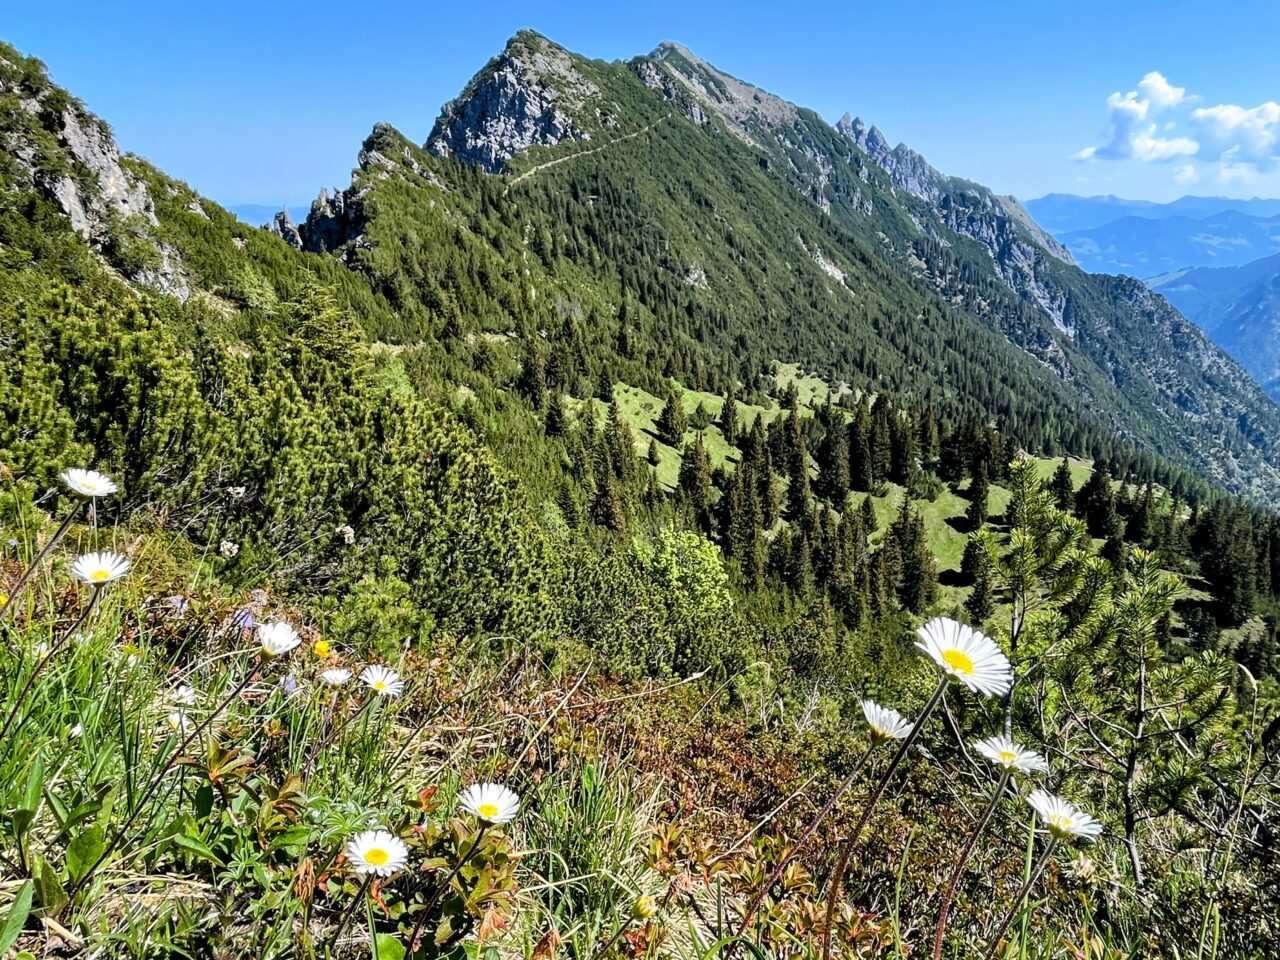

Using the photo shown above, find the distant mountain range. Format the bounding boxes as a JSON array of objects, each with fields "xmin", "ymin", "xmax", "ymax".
[
  {"xmin": 1023, "ymin": 194, "xmax": 1280, "ymax": 402},
  {"xmin": 1026, "ymin": 194, "xmax": 1280, "ymax": 236},
  {"xmin": 1058, "ymin": 210, "xmax": 1280, "ymax": 276},
  {"xmin": 1150, "ymin": 254, "xmax": 1280, "ymax": 398},
  {"xmin": 227, "ymin": 202, "xmax": 313, "ymax": 226}
]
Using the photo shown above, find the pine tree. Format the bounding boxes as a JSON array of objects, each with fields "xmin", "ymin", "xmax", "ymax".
[
  {"xmin": 595, "ymin": 365, "xmax": 614, "ymax": 401},
  {"xmin": 606, "ymin": 401, "xmax": 635, "ymax": 481},
  {"xmin": 1050, "ymin": 456, "xmax": 1075, "ymax": 509},
  {"xmin": 517, "ymin": 340, "xmax": 546, "ymax": 409},
  {"xmin": 656, "ymin": 384, "xmax": 688, "ymax": 446},
  {"xmin": 965, "ymin": 460, "xmax": 989, "ymax": 532},
  {"xmin": 678, "ymin": 433, "xmax": 714, "ymax": 531},
  {"xmin": 721, "ymin": 390, "xmax": 739, "ymax": 445},
  {"xmin": 591, "ymin": 466, "xmax": 626, "ymax": 532},
  {"xmin": 816, "ymin": 420, "xmax": 850, "ymax": 506},
  {"xmin": 545, "ymin": 392, "xmax": 568, "ymax": 436},
  {"xmin": 888, "ymin": 497, "xmax": 937, "ymax": 613},
  {"xmin": 963, "ymin": 535, "xmax": 995, "ymax": 623}
]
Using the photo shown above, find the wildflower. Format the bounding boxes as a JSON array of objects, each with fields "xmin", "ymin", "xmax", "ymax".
[
  {"xmin": 345, "ymin": 829, "xmax": 409, "ymax": 877},
  {"xmin": 360, "ymin": 664, "xmax": 404, "ymax": 697},
  {"xmin": 219, "ymin": 540, "xmax": 240, "ymax": 559},
  {"xmin": 231, "ymin": 607, "xmax": 256, "ymax": 629},
  {"xmin": 1027, "ymin": 790, "xmax": 1103, "ymax": 843},
  {"xmin": 632, "ymin": 894, "xmax": 659, "ymax": 921},
  {"xmin": 313, "ymin": 639, "xmax": 331, "ymax": 658},
  {"xmin": 915, "ymin": 617, "xmax": 1013, "ymax": 697},
  {"xmin": 258, "ymin": 621, "xmax": 301, "ymax": 659},
  {"xmin": 167, "ymin": 710, "xmax": 193, "ymax": 735},
  {"xmin": 321, "ymin": 667, "xmax": 352, "ymax": 686},
  {"xmin": 171, "ymin": 684, "xmax": 197, "ymax": 707},
  {"xmin": 70, "ymin": 723, "xmax": 84, "ymax": 739},
  {"xmin": 861, "ymin": 700, "xmax": 913, "ymax": 744},
  {"xmin": 61, "ymin": 468, "xmax": 118, "ymax": 498},
  {"xmin": 165, "ymin": 595, "xmax": 189, "ymax": 616},
  {"xmin": 335, "ymin": 524, "xmax": 355, "ymax": 545},
  {"xmin": 974, "ymin": 734, "xmax": 1049, "ymax": 775},
  {"xmin": 459, "ymin": 782, "xmax": 521, "ymax": 825},
  {"xmin": 279, "ymin": 675, "xmax": 299, "ymax": 696},
  {"xmin": 70, "ymin": 551, "xmax": 131, "ymax": 586}
]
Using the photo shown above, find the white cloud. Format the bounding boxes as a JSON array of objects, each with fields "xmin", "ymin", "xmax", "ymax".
[
  {"xmin": 1076, "ymin": 72, "xmax": 1198, "ymax": 163},
  {"xmin": 1137, "ymin": 72, "xmax": 1188, "ymax": 111},
  {"xmin": 1191, "ymin": 101, "xmax": 1280, "ymax": 169},
  {"xmin": 1218, "ymin": 161, "xmax": 1260, "ymax": 185},
  {"xmin": 1076, "ymin": 73, "xmax": 1280, "ymax": 188}
]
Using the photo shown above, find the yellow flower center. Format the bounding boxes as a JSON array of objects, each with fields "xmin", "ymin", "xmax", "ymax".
[
  {"xmin": 365, "ymin": 847, "xmax": 389, "ymax": 866},
  {"xmin": 999, "ymin": 750, "xmax": 1017, "ymax": 763},
  {"xmin": 942, "ymin": 649, "xmax": 974, "ymax": 674},
  {"xmin": 374, "ymin": 681, "xmax": 388, "ymax": 691},
  {"xmin": 91, "ymin": 569, "xmax": 110, "ymax": 581},
  {"xmin": 477, "ymin": 802, "xmax": 500, "ymax": 819}
]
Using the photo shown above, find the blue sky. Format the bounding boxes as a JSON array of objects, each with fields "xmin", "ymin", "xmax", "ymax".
[{"xmin": 6, "ymin": 0, "xmax": 1279, "ymax": 208}]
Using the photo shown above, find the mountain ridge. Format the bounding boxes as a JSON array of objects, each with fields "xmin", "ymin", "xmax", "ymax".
[{"xmin": 273, "ymin": 30, "xmax": 1280, "ymax": 502}]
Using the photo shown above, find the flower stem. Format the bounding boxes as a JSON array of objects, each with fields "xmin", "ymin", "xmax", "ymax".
[
  {"xmin": 733, "ymin": 744, "xmax": 875, "ymax": 944},
  {"xmin": 0, "ymin": 586, "xmax": 101, "ymax": 745},
  {"xmin": 980, "ymin": 836, "xmax": 1058, "ymax": 960},
  {"xmin": 326, "ymin": 873, "xmax": 373, "ymax": 955},
  {"xmin": 820, "ymin": 676, "xmax": 948, "ymax": 960},
  {"xmin": 932, "ymin": 770, "xmax": 1011, "ymax": 960},
  {"xmin": 64, "ymin": 656, "xmax": 262, "ymax": 906},
  {"xmin": 407, "ymin": 822, "xmax": 491, "ymax": 953},
  {"xmin": 0, "ymin": 505, "xmax": 82, "ymax": 619},
  {"xmin": 302, "ymin": 694, "xmax": 374, "ymax": 778}
]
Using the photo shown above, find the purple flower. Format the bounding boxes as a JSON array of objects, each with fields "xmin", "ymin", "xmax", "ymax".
[
  {"xmin": 166, "ymin": 595, "xmax": 190, "ymax": 616},
  {"xmin": 279, "ymin": 675, "xmax": 298, "ymax": 695},
  {"xmin": 232, "ymin": 607, "xmax": 256, "ymax": 629}
]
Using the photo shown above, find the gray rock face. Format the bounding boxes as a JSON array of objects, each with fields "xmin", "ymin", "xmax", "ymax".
[
  {"xmin": 1, "ymin": 65, "xmax": 189, "ymax": 300},
  {"xmin": 268, "ymin": 188, "xmax": 364, "ymax": 256},
  {"xmin": 427, "ymin": 33, "xmax": 593, "ymax": 173},
  {"xmin": 271, "ymin": 209, "xmax": 304, "ymax": 250}
]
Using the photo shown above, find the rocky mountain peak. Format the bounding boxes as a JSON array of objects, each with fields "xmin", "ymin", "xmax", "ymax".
[
  {"xmin": 426, "ymin": 30, "xmax": 597, "ymax": 172},
  {"xmin": 643, "ymin": 41, "xmax": 798, "ymax": 144},
  {"xmin": 0, "ymin": 43, "xmax": 188, "ymax": 299}
]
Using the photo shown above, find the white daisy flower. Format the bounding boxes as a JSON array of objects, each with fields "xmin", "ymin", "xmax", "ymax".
[
  {"xmin": 975, "ymin": 734, "xmax": 1049, "ymax": 775},
  {"xmin": 345, "ymin": 828, "xmax": 409, "ymax": 877},
  {"xmin": 69, "ymin": 723, "xmax": 84, "ymax": 739},
  {"xmin": 861, "ymin": 700, "xmax": 913, "ymax": 744},
  {"xmin": 166, "ymin": 710, "xmax": 193, "ymax": 735},
  {"xmin": 321, "ymin": 667, "xmax": 353, "ymax": 686},
  {"xmin": 172, "ymin": 684, "xmax": 197, "ymax": 707},
  {"xmin": 258, "ymin": 621, "xmax": 301, "ymax": 659},
  {"xmin": 360, "ymin": 664, "xmax": 404, "ymax": 697},
  {"xmin": 61, "ymin": 468, "xmax": 118, "ymax": 498},
  {"xmin": 459, "ymin": 782, "xmax": 521, "ymax": 825},
  {"xmin": 1027, "ymin": 789, "xmax": 1103, "ymax": 843},
  {"xmin": 915, "ymin": 617, "xmax": 1013, "ymax": 697},
  {"xmin": 70, "ymin": 551, "xmax": 131, "ymax": 587}
]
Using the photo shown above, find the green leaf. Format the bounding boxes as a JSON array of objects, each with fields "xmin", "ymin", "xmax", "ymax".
[
  {"xmin": 21, "ymin": 758, "xmax": 44, "ymax": 816},
  {"xmin": 0, "ymin": 880, "xmax": 33, "ymax": 954},
  {"xmin": 172, "ymin": 834, "xmax": 225, "ymax": 867},
  {"xmin": 66, "ymin": 825, "xmax": 105, "ymax": 884},
  {"xmin": 374, "ymin": 932, "xmax": 406, "ymax": 960},
  {"xmin": 31, "ymin": 855, "xmax": 67, "ymax": 916},
  {"xmin": 434, "ymin": 916, "xmax": 455, "ymax": 948}
]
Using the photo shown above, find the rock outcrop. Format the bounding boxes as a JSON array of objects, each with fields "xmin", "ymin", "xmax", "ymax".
[
  {"xmin": 426, "ymin": 31, "xmax": 594, "ymax": 172},
  {"xmin": 0, "ymin": 50, "xmax": 189, "ymax": 299}
]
